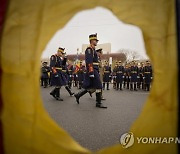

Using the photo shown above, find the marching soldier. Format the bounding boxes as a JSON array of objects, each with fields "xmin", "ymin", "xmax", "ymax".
[
  {"xmin": 49, "ymin": 47, "xmax": 74, "ymax": 101},
  {"xmin": 130, "ymin": 61, "xmax": 139, "ymax": 91},
  {"xmin": 87, "ymin": 48, "xmax": 106, "ymax": 100},
  {"xmin": 143, "ymin": 61, "xmax": 153, "ymax": 91},
  {"xmin": 102, "ymin": 61, "xmax": 111, "ymax": 90},
  {"xmin": 115, "ymin": 61, "xmax": 124, "ymax": 90},
  {"xmin": 41, "ymin": 62, "xmax": 50, "ymax": 88},
  {"xmin": 74, "ymin": 33, "xmax": 107, "ymax": 108},
  {"xmin": 77, "ymin": 60, "xmax": 85, "ymax": 89}
]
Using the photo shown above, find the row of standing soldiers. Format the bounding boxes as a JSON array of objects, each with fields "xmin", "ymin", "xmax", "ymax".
[
  {"xmin": 103, "ymin": 60, "xmax": 153, "ymax": 91},
  {"xmin": 41, "ymin": 59, "xmax": 153, "ymax": 92}
]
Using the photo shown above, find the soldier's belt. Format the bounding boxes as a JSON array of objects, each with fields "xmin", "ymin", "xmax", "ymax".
[
  {"xmin": 131, "ymin": 71, "xmax": 137, "ymax": 73},
  {"xmin": 117, "ymin": 71, "xmax": 123, "ymax": 73},
  {"xmin": 104, "ymin": 71, "xmax": 110, "ymax": 73},
  {"xmin": 62, "ymin": 70, "xmax": 66, "ymax": 72},
  {"xmin": 144, "ymin": 72, "xmax": 151, "ymax": 74},
  {"xmin": 55, "ymin": 67, "xmax": 62, "ymax": 70},
  {"xmin": 93, "ymin": 62, "xmax": 99, "ymax": 65}
]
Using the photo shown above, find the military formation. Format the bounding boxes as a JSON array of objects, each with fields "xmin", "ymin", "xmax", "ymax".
[{"xmin": 41, "ymin": 33, "xmax": 153, "ymax": 108}]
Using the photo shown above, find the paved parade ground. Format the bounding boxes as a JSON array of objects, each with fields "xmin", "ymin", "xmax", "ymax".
[{"xmin": 41, "ymin": 86, "xmax": 149, "ymax": 151}]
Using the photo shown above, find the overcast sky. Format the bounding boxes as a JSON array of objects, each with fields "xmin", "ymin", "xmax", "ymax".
[{"xmin": 41, "ymin": 7, "xmax": 148, "ymax": 59}]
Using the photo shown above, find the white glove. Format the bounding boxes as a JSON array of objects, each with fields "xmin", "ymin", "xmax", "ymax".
[
  {"xmin": 55, "ymin": 74, "xmax": 59, "ymax": 77},
  {"xmin": 89, "ymin": 74, "xmax": 95, "ymax": 78},
  {"xmin": 122, "ymin": 76, "xmax": 124, "ymax": 78},
  {"xmin": 137, "ymin": 76, "xmax": 140, "ymax": 78}
]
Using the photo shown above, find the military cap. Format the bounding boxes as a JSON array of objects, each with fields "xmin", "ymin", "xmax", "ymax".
[
  {"xmin": 43, "ymin": 61, "xmax": 48, "ymax": 64},
  {"xmin": 96, "ymin": 48, "xmax": 102, "ymax": 53},
  {"xmin": 58, "ymin": 47, "xmax": 65, "ymax": 53},
  {"xmin": 89, "ymin": 33, "xmax": 99, "ymax": 41}
]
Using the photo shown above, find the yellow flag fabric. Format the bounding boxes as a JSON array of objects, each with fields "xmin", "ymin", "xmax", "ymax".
[{"xmin": 1, "ymin": 0, "xmax": 177, "ymax": 153}]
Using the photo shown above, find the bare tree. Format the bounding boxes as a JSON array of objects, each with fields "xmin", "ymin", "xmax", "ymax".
[{"xmin": 117, "ymin": 49, "xmax": 144, "ymax": 62}]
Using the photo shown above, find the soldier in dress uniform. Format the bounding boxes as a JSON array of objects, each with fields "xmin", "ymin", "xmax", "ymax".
[
  {"xmin": 102, "ymin": 61, "xmax": 111, "ymax": 90},
  {"xmin": 130, "ymin": 61, "xmax": 139, "ymax": 91},
  {"xmin": 49, "ymin": 47, "xmax": 74, "ymax": 101},
  {"xmin": 74, "ymin": 33, "xmax": 107, "ymax": 108},
  {"xmin": 138, "ymin": 62, "xmax": 144, "ymax": 90},
  {"xmin": 112, "ymin": 61, "xmax": 118, "ymax": 89},
  {"xmin": 77, "ymin": 60, "xmax": 85, "ymax": 89},
  {"xmin": 143, "ymin": 61, "xmax": 153, "ymax": 91},
  {"xmin": 115, "ymin": 61, "xmax": 124, "ymax": 90},
  {"xmin": 87, "ymin": 48, "xmax": 106, "ymax": 100},
  {"xmin": 41, "ymin": 62, "xmax": 50, "ymax": 88}
]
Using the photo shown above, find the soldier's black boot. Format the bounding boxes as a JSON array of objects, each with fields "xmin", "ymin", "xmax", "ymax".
[
  {"xmin": 44, "ymin": 79, "xmax": 48, "ymax": 88},
  {"xmin": 74, "ymin": 89, "xmax": 88, "ymax": 104},
  {"xmin": 75, "ymin": 81, "xmax": 77, "ymax": 87},
  {"xmin": 130, "ymin": 83, "xmax": 133, "ymax": 91},
  {"xmin": 68, "ymin": 82, "xmax": 72, "ymax": 89},
  {"xmin": 134, "ymin": 83, "xmax": 137, "ymax": 91},
  {"xmin": 123, "ymin": 82, "xmax": 126, "ymax": 88},
  {"xmin": 147, "ymin": 84, "xmax": 150, "ymax": 91},
  {"xmin": 120, "ymin": 83, "xmax": 122, "ymax": 90},
  {"xmin": 56, "ymin": 88, "xmax": 63, "ymax": 101},
  {"xmin": 50, "ymin": 88, "xmax": 57, "ymax": 99},
  {"xmin": 88, "ymin": 90, "xmax": 93, "ymax": 97},
  {"xmin": 107, "ymin": 83, "xmax": 110, "ymax": 90},
  {"xmin": 65, "ymin": 86, "xmax": 74, "ymax": 96},
  {"xmin": 103, "ymin": 83, "xmax": 105, "ymax": 90},
  {"xmin": 144, "ymin": 84, "xmax": 147, "ymax": 91},
  {"xmin": 142, "ymin": 83, "xmax": 144, "ymax": 90},
  {"xmin": 127, "ymin": 82, "xmax": 129, "ymax": 89},
  {"xmin": 96, "ymin": 92, "xmax": 107, "ymax": 108},
  {"xmin": 78, "ymin": 82, "xmax": 82, "ymax": 89}
]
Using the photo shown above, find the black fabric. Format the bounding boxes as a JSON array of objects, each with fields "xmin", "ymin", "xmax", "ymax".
[{"xmin": 96, "ymin": 92, "xmax": 101, "ymax": 104}]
